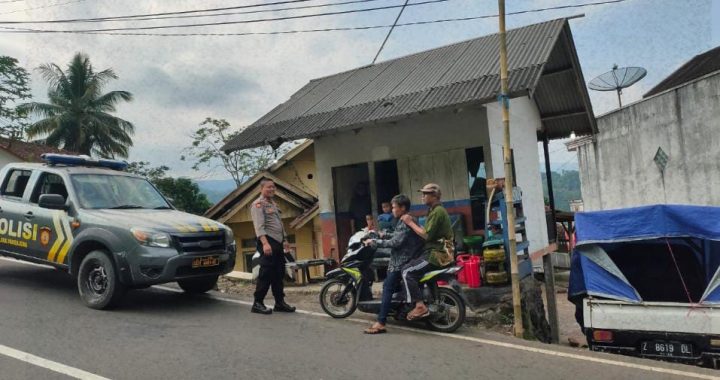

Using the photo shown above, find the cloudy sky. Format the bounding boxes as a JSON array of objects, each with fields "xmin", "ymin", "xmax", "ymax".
[{"xmin": 1, "ymin": 0, "xmax": 718, "ymax": 179}]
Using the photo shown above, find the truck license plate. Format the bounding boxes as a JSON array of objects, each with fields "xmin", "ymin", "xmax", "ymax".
[
  {"xmin": 192, "ymin": 256, "xmax": 219, "ymax": 268},
  {"xmin": 640, "ymin": 341, "xmax": 694, "ymax": 358}
]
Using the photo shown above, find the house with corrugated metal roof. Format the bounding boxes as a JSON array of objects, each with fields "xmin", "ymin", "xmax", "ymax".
[
  {"xmin": 223, "ymin": 18, "xmax": 595, "ymax": 260},
  {"xmin": 568, "ymin": 44, "xmax": 720, "ymax": 210}
]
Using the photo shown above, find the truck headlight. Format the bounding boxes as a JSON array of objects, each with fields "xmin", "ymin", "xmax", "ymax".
[
  {"xmin": 131, "ymin": 228, "xmax": 171, "ymax": 248},
  {"xmin": 224, "ymin": 227, "xmax": 236, "ymax": 247}
]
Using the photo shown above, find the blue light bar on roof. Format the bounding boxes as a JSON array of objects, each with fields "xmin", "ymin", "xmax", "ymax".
[{"xmin": 41, "ymin": 154, "xmax": 128, "ymax": 171}]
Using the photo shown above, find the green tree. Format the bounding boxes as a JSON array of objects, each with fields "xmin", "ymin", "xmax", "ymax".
[
  {"xmin": 126, "ymin": 161, "xmax": 169, "ymax": 183},
  {"xmin": 127, "ymin": 161, "xmax": 212, "ymax": 215},
  {"xmin": 154, "ymin": 177, "xmax": 212, "ymax": 215},
  {"xmin": 0, "ymin": 56, "xmax": 31, "ymax": 140},
  {"xmin": 184, "ymin": 117, "xmax": 294, "ymax": 187},
  {"xmin": 541, "ymin": 170, "xmax": 581, "ymax": 211},
  {"xmin": 19, "ymin": 52, "xmax": 134, "ymax": 158}
]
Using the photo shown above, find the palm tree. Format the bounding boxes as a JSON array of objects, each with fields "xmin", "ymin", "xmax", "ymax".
[{"xmin": 20, "ymin": 53, "xmax": 134, "ymax": 158}]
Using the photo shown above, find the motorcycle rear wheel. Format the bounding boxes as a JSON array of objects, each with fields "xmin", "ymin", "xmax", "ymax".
[
  {"xmin": 426, "ymin": 287, "xmax": 466, "ymax": 333},
  {"xmin": 319, "ymin": 278, "xmax": 358, "ymax": 318}
]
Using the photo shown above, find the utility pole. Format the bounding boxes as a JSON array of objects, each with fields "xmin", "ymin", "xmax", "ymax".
[{"xmin": 497, "ymin": 0, "xmax": 523, "ymax": 338}]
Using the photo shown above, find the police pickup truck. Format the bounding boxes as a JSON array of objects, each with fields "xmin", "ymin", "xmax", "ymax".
[{"xmin": 0, "ymin": 154, "xmax": 236, "ymax": 309}]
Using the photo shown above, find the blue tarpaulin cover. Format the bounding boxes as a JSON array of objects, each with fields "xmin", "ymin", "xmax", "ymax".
[{"xmin": 569, "ymin": 205, "xmax": 720, "ymax": 304}]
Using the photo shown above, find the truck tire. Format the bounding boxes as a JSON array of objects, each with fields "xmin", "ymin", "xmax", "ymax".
[
  {"xmin": 77, "ymin": 251, "xmax": 126, "ymax": 310},
  {"xmin": 177, "ymin": 275, "xmax": 219, "ymax": 294}
]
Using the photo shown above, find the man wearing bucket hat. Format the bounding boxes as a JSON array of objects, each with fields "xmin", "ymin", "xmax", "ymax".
[{"xmin": 400, "ymin": 183, "xmax": 453, "ymax": 320}]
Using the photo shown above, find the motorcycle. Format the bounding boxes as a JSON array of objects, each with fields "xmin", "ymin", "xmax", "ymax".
[{"xmin": 319, "ymin": 230, "xmax": 467, "ymax": 333}]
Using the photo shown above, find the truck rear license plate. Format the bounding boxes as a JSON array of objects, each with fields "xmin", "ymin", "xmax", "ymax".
[
  {"xmin": 641, "ymin": 341, "xmax": 694, "ymax": 358},
  {"xmin": 192, "ymin": 256, "xmax": 219, "ymax": 268}
]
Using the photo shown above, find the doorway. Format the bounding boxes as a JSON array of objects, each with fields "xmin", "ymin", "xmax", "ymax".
[
  {"xmin": 332, "ymin": 163, "xmax": 370, "ymax": 257},
  {"xmin": 374, "ymin": 160, "xmax": 399, "ymax": 214}
]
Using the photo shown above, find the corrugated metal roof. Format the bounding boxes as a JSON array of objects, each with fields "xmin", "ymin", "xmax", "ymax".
[
  {"xmin": 224, "ymin": 17, "xmax": 595, "ymax": 151},
  {"xmin": 644, "ymin": 45, "xmax": 720, "ymax": 98}
]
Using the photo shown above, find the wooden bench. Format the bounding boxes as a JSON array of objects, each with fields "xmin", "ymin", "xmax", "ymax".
[{"xmin": 286, "ymin": 259, "xmax": 335, "ymax": 285}]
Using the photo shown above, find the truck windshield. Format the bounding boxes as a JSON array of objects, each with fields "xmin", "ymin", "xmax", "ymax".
[{"xmin": 71, "ymin": 174, "xmax": 170, "ymax": 210}]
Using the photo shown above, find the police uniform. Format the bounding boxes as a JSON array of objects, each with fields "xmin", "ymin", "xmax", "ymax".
[{"xmin": 250, "ymin": 195, "xmax": 291, "ymax": 312}]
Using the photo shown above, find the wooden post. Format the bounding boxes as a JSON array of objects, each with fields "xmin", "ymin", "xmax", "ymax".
[
  {"xmin": 543, "ymin": 133, "xmax": 557, "ymax": 241},
  {"xmin": 542, "ymin": 133, "xmax": 560, "ymax": 343},
  {"xmin": 543, "ymin": 253, "xmax": 560, "ymax": 343},
  {"xmin": 497, "ymin": 0, "xmax": 523, "ymax": 338}
]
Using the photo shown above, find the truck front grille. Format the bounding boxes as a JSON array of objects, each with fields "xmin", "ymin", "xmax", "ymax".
[{"xmin": 172, "ymin": 231, "xmax": 225, "ymax": 254}]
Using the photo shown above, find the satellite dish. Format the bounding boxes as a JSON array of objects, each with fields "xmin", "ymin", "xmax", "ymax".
[{"xmin": 588, "ymin": 65, "xmax": 647, "ymax": 108}]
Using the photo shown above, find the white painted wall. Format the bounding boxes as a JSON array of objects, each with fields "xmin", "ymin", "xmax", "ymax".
[
  {"xmin": 314, "ymin": 99, "xmax": 549, "ymax": 253},
  {"xmin": 0, "ymin": 150, "xmax": 20, "ymax": 169},
  {"xmin": 485, "ymin": 97, "xmax": 550, "ymax": 253},
  {"xmin": 575, "ymin": 72, "xmax": 720, "ymax": 211},
  {"xmin": 314, "ymin": 106, "xmax": 491, "ymax": 213}
]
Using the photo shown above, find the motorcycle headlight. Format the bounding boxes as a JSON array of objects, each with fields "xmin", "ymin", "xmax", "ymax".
[{"xmin": 131, "ymin": 227, "xmax": 171, "ymax": 248}]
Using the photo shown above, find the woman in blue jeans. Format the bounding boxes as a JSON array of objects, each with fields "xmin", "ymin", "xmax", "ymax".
[{"xmin": 362, "ymin": 194, "xmax": 423, "ymax": 334}]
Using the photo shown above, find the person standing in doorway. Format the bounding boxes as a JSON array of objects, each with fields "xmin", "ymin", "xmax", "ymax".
[
  {"xmin": 250, "ymin": 178, "xmax": 296, "ymax": 314},
  {"xmin": 377, "ymin": 201, "xmax": 395, "ymax": 232}
]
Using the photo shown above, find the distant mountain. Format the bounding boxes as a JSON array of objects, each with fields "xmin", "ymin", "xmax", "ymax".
[
  {"xmin": 540, "ymin": 170, "xmax": 581, "ymax": 212},
  {"xmin": 196, "ymin": 179, "xmax": 237, "ymax": 204}
]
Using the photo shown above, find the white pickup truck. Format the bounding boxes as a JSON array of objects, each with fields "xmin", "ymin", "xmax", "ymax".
[{"xmin": 569, "ymin": 205, "xmax": 720, "ymax": 368}]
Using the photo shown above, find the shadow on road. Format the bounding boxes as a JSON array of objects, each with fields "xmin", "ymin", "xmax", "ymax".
[{"xmin": 0, "ymin": 261, "xmax": 231, "ymax": 314}]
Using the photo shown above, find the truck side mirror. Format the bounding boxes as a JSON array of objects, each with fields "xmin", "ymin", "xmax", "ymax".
[{"xmin": 39, "ymin": 194, "xmax": 67, "ymax": 210}]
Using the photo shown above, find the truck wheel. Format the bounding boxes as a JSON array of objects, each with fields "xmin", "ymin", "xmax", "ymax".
[
  {"xmin": 177, "ymin": 275, "xmax": 219, "ymax": 294},
  {"xmin": 77, "ymin": 251, "xmax": 126, "ymax": 310}
]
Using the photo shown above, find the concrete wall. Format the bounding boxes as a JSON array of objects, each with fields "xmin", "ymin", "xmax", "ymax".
[
  {"xmin": 485, "ymin": 97, "xmax": 549, "ymax": 253},
  {"xmin": 314, "ymin": 100, "xmax": 549, "ymax": 256},
  {"xmin": 314, "ymin": 107, "xmax": 490, "ymax": 214},
  {"xmin": 314, "ymin": 107, "xmax": 491, "ymax": 257},
  {"xmin": 575, "ymin": 72, "xmax": 720, "ymax": 210}
]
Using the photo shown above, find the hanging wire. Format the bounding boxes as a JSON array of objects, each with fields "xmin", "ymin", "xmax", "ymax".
[{"xmin": 371, "ymin": 0, "xmax": 409, "ymax": 64}]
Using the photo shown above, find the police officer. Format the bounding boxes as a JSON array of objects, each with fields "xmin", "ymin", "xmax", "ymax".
[{"xmin": 250, "ymin": 178, "xmax": 296, "ymax": 314}]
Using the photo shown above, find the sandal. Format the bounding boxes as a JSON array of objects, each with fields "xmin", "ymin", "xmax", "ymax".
[
  {"xmin": 407, "ymin": 308, "xmax": 430, "ymax": 321},
  {"xmin": 364, "ymin": 325, "xmax": 387, "ymax": 334}
]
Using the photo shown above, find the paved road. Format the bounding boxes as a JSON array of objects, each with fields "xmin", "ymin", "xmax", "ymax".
[{"xmin": 0, "ymin": 258, "xmax": 717, "ymax": 380}]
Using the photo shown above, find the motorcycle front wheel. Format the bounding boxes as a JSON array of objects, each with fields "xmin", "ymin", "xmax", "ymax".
[
  {"xmin": 426, "ymin": 287, "xmax": 466, "ymax": 333},
  {"xmin": 319, "ymin": 278, "xmax": 358, "ymax": 318}
]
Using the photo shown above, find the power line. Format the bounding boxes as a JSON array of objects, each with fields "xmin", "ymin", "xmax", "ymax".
[
  {"xmin": 0, "ymin": 0, "xmax": 87, "ymax": 16},
  {"xmin": 372, "ymin": 0, "xmax": 408, "ymax": 64},
  {"xmin": 0, "ymin": 0, "xmax": 628, "ymax": 36},
  {"xmin": 0, "ymin": 0, "xmax": 449, "ymax": 32},
  {"xmin": 0, "ymin": 0, "xmax": 314, "ymax": 23},
  {"xmin": 1, "ymin": 0, "xmax": 389, "ymax": 24}
]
